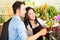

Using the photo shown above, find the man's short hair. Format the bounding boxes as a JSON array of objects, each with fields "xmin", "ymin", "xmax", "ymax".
[{"xmin": 12, "ymin": 1, "xmax": 25, "ymax": 14}]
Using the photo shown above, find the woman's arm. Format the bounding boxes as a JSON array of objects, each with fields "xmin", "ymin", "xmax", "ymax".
[{"xmin": 27, "ymin": 28, "xmax": 47, "ymax": 40}]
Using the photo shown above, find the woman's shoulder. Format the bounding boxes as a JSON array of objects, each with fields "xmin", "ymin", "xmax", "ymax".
[
  {"xmin": 37, "ymin": 18, "xmax": 46, "ymax": 27},
  {"xmin": 37, "ymin": 18, "xmax": 43, "ymax": 22}
]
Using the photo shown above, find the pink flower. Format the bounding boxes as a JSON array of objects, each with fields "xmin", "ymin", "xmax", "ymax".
[
  {"xmin": 54, "ymin": 14, "xmax": 60, "ymax": 21},
  {"xmin": 57, "ymin": 15, "xmax": 60, "ymax": 20},
  {"xmin": 54, "ymin": 16, "xmax": 57, "ymax": 20}
]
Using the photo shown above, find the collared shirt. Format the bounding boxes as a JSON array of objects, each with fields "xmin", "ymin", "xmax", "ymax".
[{"xmin": 8, "ymin": 15, "xmax": 27, "ymax": 40}]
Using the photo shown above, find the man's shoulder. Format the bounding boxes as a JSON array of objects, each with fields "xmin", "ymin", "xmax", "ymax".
[{"xmin": 10, "ymin": 16, "xmax": 20, "ymax": 23}]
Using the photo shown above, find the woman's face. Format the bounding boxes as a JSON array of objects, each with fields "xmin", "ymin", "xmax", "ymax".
[{"xmin": 28, "ymin": 9, "xmax": 35, "ymax": 20}]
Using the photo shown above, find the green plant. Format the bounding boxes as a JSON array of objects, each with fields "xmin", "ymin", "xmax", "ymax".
[
  {"xmin": 34, "ymin": 7, "xmax": 42, "ymax": 15},
  {"xmin": 34, "ymin": 6, "xmax": 46, "ymax": 20},
  {"xmin": 0, "ymin": 17, "xmax": 5, "ymax": 23},
  {"xmin": 34, "ymin": 6, "xmax": 59, "ymax": 21},
  {"xmin": 45, "ymin": 6, "xmax": 59, "ymax": 20}
]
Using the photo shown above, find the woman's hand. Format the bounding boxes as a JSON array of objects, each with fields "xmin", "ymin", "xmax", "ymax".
[{"xmin": 39, "ymin": 28, "xmax": 47, "ymax": 36}]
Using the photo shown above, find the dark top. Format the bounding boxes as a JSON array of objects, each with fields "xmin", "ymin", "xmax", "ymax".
[
  {"xmin": 32, "ymin": 25, "xmax": 43, "ymax": 40},
  {"xmin": 26, "ymin": 18, "xmax": 44, "ymax": 40}
]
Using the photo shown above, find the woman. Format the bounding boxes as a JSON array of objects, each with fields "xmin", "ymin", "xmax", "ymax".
[{"xmin": 24, "ymin": 7, "xmax": 46, "ymax": 40}]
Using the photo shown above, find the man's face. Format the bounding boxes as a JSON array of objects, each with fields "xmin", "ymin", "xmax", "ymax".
[{"xmin": 19, "ymin": 4, "xmax": 26, "ymax": 18}]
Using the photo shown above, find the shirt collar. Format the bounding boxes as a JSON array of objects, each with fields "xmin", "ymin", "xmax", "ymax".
[{"xmin": 13, "ymin": 15, "xmax": 21, "ymax": 20}]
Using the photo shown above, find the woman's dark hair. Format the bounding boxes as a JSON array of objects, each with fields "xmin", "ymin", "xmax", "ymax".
[
  {"xmin": 24, "ymin": 7, "xmax": 42, "ymax": 30},
  {"xmin": 12, "ymin": 1, "xmax": 25, "ymax": 14}
]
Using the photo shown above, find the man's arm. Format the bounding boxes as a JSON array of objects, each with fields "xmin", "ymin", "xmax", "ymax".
[{"xmin": 16, "ymin": 21, "xmax": 28, "ymax": 40}]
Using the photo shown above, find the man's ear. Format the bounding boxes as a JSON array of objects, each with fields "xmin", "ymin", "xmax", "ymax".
[{"xmin": 16, "ymin": 9, "xmax": 20, "ymax": 13}]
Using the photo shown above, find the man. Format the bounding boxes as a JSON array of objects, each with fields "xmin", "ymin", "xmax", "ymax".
[{"xmin": 8, "ymin": 1, "xmax": 47, "ymax": 40}]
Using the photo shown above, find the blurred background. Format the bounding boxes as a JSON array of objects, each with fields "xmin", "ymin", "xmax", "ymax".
[{"xmin": 0, "ymin": 0, "xmax": 60, "ymax": 23}]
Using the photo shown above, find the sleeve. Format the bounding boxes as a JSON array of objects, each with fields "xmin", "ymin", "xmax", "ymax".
[
  {"xmin": 37, "ymin": 18, "xmax": 46, "ymax": 27},
  {"xmin": 16, "ymin": 21, "xmax": 28, "ymax": 40},
  {"xmin": 27, "ymin": 25, "xmax": 33, "ymax": 36}
]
